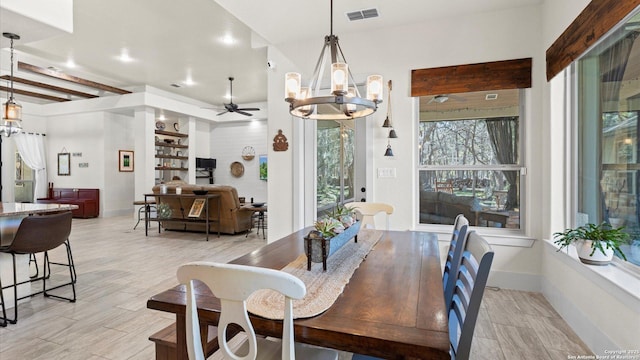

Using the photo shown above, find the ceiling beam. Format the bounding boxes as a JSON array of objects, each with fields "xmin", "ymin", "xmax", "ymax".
[
  {"xmin": 18, "ymin": 62, "xmax": 131, "ymax": 95},
  {"xmin": 411, "ymin": 58, "xmax": 532, "ymax": 97},
  {"xmin": 0, "ymin": 86, "xmax": 71, "ymax": 102},
  {"xmin": 1, "ymin": 75, "xmax": 99, "ymax": 99},
  {"xmin": 546, "ymin": 0, "xmax": 640, "ymax": 81}
]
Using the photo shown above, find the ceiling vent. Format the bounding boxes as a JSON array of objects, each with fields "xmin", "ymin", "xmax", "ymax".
[
  {"xmin": 346, "ymin": 8, "xmax": 379, "ymax": 21},
  {"xmin": 485, "ymin": 93, "xmax": 498, "ymax": 100},
  {"xmin": 170, "ymin": 83, "xmax": 181, "ymax": 88}
]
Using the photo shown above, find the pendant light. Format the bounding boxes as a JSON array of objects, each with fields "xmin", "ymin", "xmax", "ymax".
[
  {"xmin": 384, "ymin": 142, "xmax": 394, "ymax": 157},
  {"xmin": 284, "ymin": 0, "xmax": 383, "ymax": 120},
  {"xmin": 1, "ymin": 32, "xmax": 22, "ymax": 137}
]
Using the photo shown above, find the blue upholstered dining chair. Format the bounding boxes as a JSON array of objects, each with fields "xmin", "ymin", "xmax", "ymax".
[
  {"xmin": 448, "ymin": 231, "xmax": 494, "ymax": 360},
  {"xmin": 177, "ymin": 261, "xmax": 338, "ymax": 360},
  {"xmin": 443, "ymin": 214, "xmax": 470, "ymax": 311}
]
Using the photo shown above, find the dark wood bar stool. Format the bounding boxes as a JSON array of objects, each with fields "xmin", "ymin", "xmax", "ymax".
[{"xmin": 0, "ymin": 211, "xmax": 76, "ymax": 326}]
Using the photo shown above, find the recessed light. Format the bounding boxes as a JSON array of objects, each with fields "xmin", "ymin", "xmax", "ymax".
[
  {"xmin": 220, "ymin": 33, "xmax": 235, "ymax": 45},
  {"xmin": 117, "ymin": 48, "xmax": 134, "ymax": 63},
  {"xmin": 65, "ymin": 59, "xmax": 76, "ymax": 68},
  {"xmin": 183, "ymin": 77, "xmax": 195, "ymax": 86}
]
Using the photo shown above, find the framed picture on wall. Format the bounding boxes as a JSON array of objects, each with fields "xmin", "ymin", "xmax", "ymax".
[
  {"xmin": 58, "ymin": 153, "xmax": 71, "ymax": 176},
  {"xmin": 259, "ymin": 154, "xmax": 267, "ymax": 180},
  {"xmin": 119, "ymin": 150, "xmax": 134, "ymax": 172}
]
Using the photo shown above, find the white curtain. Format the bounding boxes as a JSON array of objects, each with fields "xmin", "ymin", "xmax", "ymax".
[{"xmin": 13, "ymin": 133, "xmax": 48, "ymax": 200}]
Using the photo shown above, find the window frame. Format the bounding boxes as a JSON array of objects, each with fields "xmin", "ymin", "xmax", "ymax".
[
  {"xmin": 415, "ymin": 89, "xmax": 529, "ymax": 237},
  {"xmin": 568, "ymin": 9, "xmax": 640, "ymax": 273}
]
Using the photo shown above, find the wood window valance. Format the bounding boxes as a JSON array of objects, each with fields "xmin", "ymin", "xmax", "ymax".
[
  {"xmin": 546, "ymin": 0, "xmax": 640, "ymax": 81},
  {"xmin": 411, "ymin": 58, "xmax": 532, "ymax": 97}
]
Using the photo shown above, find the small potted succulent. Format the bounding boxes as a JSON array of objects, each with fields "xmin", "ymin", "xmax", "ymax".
[{"xmin": 553, "ymin": 222, "xmax": 629, "ymax": 265}]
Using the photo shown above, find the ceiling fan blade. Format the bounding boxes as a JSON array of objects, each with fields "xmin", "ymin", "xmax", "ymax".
[
  {"xmin": 217, "ymin": 110, "xmax": 230, "ymax": 116},
  {"xmin": 236, "ymin": 107, "xmax": 260, "ymax": 111},
  {"xmin": 236, "ymin": 110, "xmax": 253, "ymax": 116}
]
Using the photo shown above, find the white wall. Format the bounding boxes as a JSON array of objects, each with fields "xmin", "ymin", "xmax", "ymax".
[
  {"xmin": 104, "ymin": 112, "xmax": 135, "ymax": 216},
  {"xmin": 210, "ymin": 119, "xmax": 268, "ymax": 202},
  {"xmin": 46, "ymin": 111, "xmax": 136, "ymax": 217},
  {"xmin": 266, "ymin": 45, "xmax": 298, "ymax": 241}
]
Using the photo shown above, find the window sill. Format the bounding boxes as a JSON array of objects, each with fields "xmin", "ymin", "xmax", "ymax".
[
  {"xmin": 419, "ymin": 223, "xmax": 536, "ymax": 247},
  {"xmin": 543, "ymin": 239, "xmax": 640, "ymax": 303}
]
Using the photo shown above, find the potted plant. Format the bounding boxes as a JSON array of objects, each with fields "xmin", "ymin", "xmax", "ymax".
[{"xmin": 553, "ymin": 222, "xmax": 629, "ymax": 265}]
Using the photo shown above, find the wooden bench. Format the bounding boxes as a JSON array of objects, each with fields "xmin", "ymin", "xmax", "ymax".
[{"xmin": 149, "ymin": 322, "xmax": 226, "ymax": 360}]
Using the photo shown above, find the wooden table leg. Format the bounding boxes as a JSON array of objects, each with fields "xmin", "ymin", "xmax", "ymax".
[{"xmin": 175, "ymin": 313, "xmax": 188, "ymax": 360}]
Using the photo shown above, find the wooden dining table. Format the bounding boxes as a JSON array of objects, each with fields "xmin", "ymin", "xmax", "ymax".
[{"xmin": 146, "ymin": 228, "xmax": 450, "ymax": 360}]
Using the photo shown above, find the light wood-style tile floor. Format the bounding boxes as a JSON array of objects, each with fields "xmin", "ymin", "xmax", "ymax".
[{"xmin": 0, "ymin": 215, "xmax": 593, "ymax": 359}]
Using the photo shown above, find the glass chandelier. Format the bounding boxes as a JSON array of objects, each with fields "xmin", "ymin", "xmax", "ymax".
[
  {"xmin": 1, "ymin": 32, "xmax": 22, "ymax": 137},
  {"xmin": 284, "ymin": 0, "xmax": 383, "ymax": 120}
]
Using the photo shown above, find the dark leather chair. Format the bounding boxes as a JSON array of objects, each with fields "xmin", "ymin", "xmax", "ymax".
[{"xmin": 0, "ymin": 211, "xmax": 76, "ymax": 326}]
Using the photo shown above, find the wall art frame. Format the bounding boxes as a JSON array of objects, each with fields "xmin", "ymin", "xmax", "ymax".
[
  {"xmin": 119, "ymin": 150, "xmax": 134, "ymax": 172},
  {"xmin": 58, "ymin": 153, "xmax": 71, "ymax": 176}
]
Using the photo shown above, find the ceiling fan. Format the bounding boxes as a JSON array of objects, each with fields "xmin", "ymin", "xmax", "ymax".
[
  {"xmin": 215, "ymin": 77, "xmax": 260, "ymax": 116},
  {"xmin": 427, "ymin": 94, "xmax": 466, "ymax": 104}
]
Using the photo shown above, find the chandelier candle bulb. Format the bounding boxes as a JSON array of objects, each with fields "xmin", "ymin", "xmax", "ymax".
[
  {"xmin": 300, "ymin": 87, "xmax": 312, "ymax": 112},
  {"xmin": 285, "ymin": 72, "xmax": 301, "ymax": 99},
  {"xmin": 331, "ymin": 62, "xmax": 348, "ymax": 94},
  {"xmin": 367, "ymin": 75, "xmax": 384, "ymax": 101}
]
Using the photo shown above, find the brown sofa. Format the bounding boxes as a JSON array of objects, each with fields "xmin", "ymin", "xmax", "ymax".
[
  {"xmin": 151, "ymin": 183, "xmax": 253, "ymax": 235},
  {"xmin": 419, "ymin": 190, "xmax": 482, "ymax": 225}
]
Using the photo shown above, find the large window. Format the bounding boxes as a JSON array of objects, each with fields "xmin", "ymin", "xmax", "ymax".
[
  {"xmin": 418, "ymin": 89, "xmax": 523, "ymax": 229},
  {"xmin": 575, "ymin": 11, "xmax": 640, "ymax": 267}
]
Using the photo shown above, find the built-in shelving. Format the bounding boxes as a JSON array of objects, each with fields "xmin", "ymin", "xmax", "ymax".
[{"xmin": 155, "ymin": 128, "xmax": 188, "ymax": 183}]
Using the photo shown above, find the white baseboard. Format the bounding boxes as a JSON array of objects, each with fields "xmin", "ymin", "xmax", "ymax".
[{"xmin": 487, "ymin": 270, "xmax": 541, "ymax": 292}]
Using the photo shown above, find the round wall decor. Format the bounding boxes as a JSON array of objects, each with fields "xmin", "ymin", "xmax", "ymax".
[
  {"xmin": 173, "ymin": 122, "xmax": 180, "ymax": 131},
  {"xmin": 155, "ymin": 121, "xmax": 166, "ymax": 130},
  {"xmin": 242, "ymin": 146, "xmax": 255, "ymax": 160},
  {"xmin": 230, "ymin": 161, "xmax": 245, "ymax": 177}
]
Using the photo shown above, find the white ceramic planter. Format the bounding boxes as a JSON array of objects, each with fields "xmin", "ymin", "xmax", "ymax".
[{"xmin": 577, "ymin": 240, "xmax": 614, "ymax": 265}]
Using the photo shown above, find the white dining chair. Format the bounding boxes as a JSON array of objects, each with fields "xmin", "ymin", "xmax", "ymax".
[
  {"xmin": 344, "ymin": 202, "xmax": 394, "ymax": 230},
  {"xmin": 177, "ymin": 261, "xmax": 338, "ymax": 360},
  {"xmin": 449, "ymin": 231, "xmax": 494, "ymax": 360}
]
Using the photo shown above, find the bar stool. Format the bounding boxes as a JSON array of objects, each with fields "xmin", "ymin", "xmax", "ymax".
[
  {"xmin": 0, "ymin": 211, "xmax": 76, "ymax": 326},
  {"xmin": 133, "ymin": 199, "xmax": 156, "ymax": 230}
]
